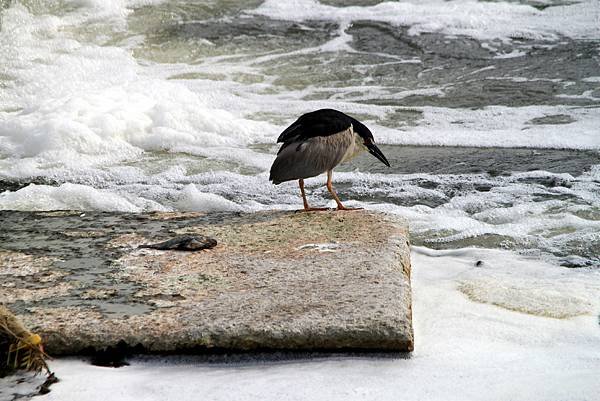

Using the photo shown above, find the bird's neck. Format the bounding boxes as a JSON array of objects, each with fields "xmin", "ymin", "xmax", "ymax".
[{"xmin": 341, "ymin": 129, "xmax": 367, "ymax": 163}]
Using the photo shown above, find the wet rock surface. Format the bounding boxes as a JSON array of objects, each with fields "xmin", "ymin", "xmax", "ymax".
[{"xmin": 0, "ymin": 210, "xmax": 412, "ymax": 354}]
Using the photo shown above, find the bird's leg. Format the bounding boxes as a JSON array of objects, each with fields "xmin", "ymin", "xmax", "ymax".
[
  {"xmin": 326, "ymin": 170, "xmax": 362, "ymax": 211},
  {"xmin": 299, "ymin": 179, "xmax": 310, "ymax": 210},
  {"xmin": 299, "ymin": 179, "xmax": 327, "ymax": 212}
]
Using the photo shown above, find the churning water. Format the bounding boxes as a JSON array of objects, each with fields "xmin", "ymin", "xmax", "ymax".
[
  {"xmin": 1, "ymin": 0, "xmax": 599, "ymax": 267},
  {"xmin": 1, "ymin": 1, "xmax": 600, "ymax": 399}
]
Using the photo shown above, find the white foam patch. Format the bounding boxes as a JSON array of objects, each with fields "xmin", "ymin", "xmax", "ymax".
[
  {"xmin": 175, "ymin": 184, "xmax": 243, "ymax": 212},
  {"xmin": 0, "ymin": 183, "xmax": 165, "ymax": 212},
  {"xmin": 165, "ymin": 74, "xmax": 599, "ymax": 150},
  {"xmin": 0, "ymin": 4, "xmax": 278, "ymax": 181},
  {"xmin": 61, "ymin": 0, "xmax": 166, "ymax": 23},
  {"xmin": 251, "ymin": 0, "xmax": 600, "ymax": 42},
  {"xmin": 373, "ymin": 106, "xmax": 600, "ymax": 149},
  {"xmin": 556, "ymin": 90, "xmax": 600, "ymax": 101},
  {"xmin": 319, "ymin": 21, "xmax": 354, "ymax": 53},
  {"xmin": 0, "ymin": 372, "xmax": 45, "ymax": 401},
  {"xmin": 414, "ymin": 246, "xmax": 600, "ymax": 319},
  {"xmin": 30, "ymin": 248, "xmax": 600, "ymax": 401},
  {"xmin": 458, "ymin": 277, "xmax": 595, "ymax": 318},
  {"xmin": 582, "ymin": 76, "xmax": 600, "ymax": 83},
  {"xmin": 326, "ymin": 170, "xmax": 600, "ymax": 260},
  {"xmin": 493, "ymin": 49, "xmax": 527, "ymax": 59},
  {"xmin": 444, "ymin": 248, "xmax": 600, "ymax": 318}
]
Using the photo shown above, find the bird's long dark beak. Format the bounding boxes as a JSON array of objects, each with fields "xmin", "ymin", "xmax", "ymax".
[{"xmin": 367, "ymin": 143, "xmax": 390, "ymax": 167}]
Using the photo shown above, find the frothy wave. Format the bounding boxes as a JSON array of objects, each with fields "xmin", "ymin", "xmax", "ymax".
[
  {"xmin": 0, "ymin": 4, "xmax": 277, "ymax": 181},
  {"xmin": 0, "ymin": 1, "xmax": 599, "ymax": 268},
  {"xmin": 251, "ymin": 0, "xmax": 600, "ymax": 41}
]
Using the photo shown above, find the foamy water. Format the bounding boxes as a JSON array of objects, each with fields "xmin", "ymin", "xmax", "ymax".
[{"xmin": 1, "ymin": 0, "xmax": 599, "ymax": 399}]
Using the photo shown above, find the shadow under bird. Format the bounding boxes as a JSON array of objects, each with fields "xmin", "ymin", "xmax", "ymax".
[{"xmin": 270, "ymin": 108, "xmax": 390, "ymax": 211}]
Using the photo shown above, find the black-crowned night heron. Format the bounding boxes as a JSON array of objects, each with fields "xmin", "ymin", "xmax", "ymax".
[{"xmin": 269, "ymin": 108, "xmax": 390, "ymax": 211}]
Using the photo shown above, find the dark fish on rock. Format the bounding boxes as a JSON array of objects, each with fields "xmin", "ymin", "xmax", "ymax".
[{"xmin": 138, "ymin": 235, "xmax": 217, "ymax": 251}]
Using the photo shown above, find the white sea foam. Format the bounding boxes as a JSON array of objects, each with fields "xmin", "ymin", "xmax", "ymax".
[
  {"xmin": 415, "ymin": 246, "xmax": 600, "ymax": 319},
  {"xmin": 2, "ymin": 166, "xmax": 597, "ymax": 266},
  {"xmin": 493, "ymin": 49, "xmax": 527, "ymax": 59},
  {"xmin": 62, "ymin": 0, "xmax": 166, "ymax": 22},
  {"xmin": 0, "ymin": 2, "xmax": 598, "ymax": 260},
  {"xmin": 373, "ymin": 106, "xmax": 600, "ymax": 149},
  {"xmin": 251, "ymin": 0, "xmax": 600, "ymax": 42},
  {"xmin": 556, "ymin": 90, "xmax": 600, "ymax": 101},
  {"xmin": 2, "ymin": 1, "xmax": 599, "ymax": 189},
  {"xmin": 582, "ymin": 76, "xmax": 600, "ymax": 83},
  {"xmin": 176, "ymin": 183, "xmax": 243, "ymax": 212},
  {"xmin": 311, "ymin": 169, "xmax": 600, "ymax": 261},
  {"xmin": 0, "ymin": 183, "xmax": 161, "ymax": 212},
  {"xmin": 0, "ymin": 4, "xmax": 277, "ymax": 181}
]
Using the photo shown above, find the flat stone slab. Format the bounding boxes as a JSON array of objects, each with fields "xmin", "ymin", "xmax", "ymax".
[{"xmin": 0, "ymin": 210, "xmax": 413, "ymax": 354}]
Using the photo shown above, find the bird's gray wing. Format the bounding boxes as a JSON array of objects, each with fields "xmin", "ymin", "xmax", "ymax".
[{"xmin": 270, "ymin": 128, "xmax": 354, "ymax": 184}]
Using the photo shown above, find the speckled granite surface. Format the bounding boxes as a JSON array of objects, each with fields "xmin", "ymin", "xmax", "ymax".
[{"xmin": 0, "ymin": 210, "xmax": 412, "ymax": 354}]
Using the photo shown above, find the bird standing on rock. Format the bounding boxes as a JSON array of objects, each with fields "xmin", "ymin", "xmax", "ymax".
[{"xmin": 269, "ymin": 109, "xmax": 390, "ymax": 211}]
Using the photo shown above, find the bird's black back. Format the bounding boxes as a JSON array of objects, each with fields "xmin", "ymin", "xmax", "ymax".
[{"xmin": 277, "ymin": 109, "xmax": 371, "ymax": 144}]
